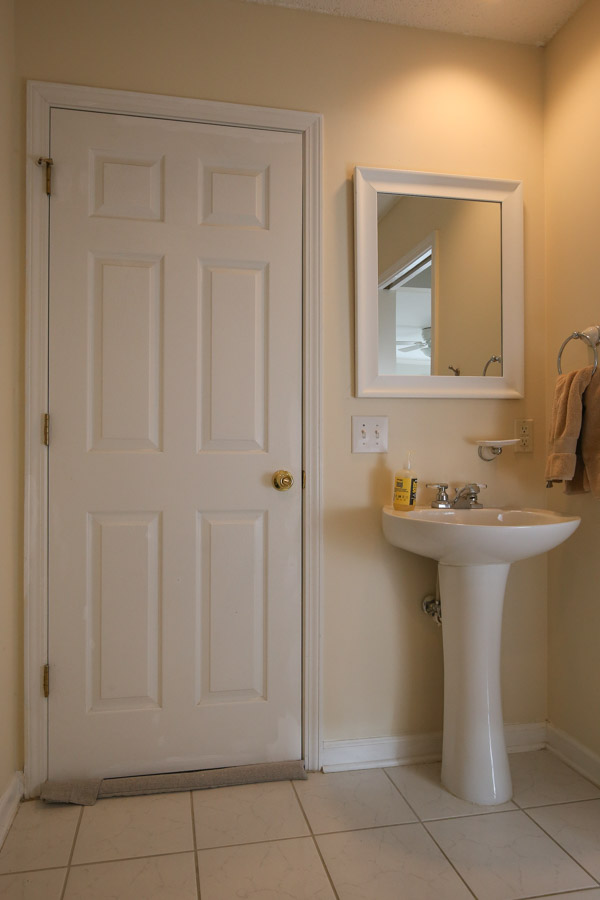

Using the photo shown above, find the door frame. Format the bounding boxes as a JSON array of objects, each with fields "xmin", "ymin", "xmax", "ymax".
[{"xmin": 24, "ymin": 80, "xmax": 323, "ymax": 797}]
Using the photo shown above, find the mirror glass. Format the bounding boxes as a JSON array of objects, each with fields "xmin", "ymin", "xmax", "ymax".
[
  {"xmin": 377, "ymin": 194, "xmax": 502, "ymax": 377},
  {"xmin": 355, "ymin": 168, "xmax": 523, "ymax": 399}
]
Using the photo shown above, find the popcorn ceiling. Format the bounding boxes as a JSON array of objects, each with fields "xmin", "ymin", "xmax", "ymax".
[{"xmin": 242, "ymin": 0, "xmax": 586, "ymax": 45}]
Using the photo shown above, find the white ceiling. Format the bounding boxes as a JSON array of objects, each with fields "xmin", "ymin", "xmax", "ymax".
[{"xmin": 241, "ymin": 0, "xmax": 587, "ymax": 46}]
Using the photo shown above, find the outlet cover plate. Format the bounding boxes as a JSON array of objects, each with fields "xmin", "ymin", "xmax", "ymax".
[{"xmin": 514, "ymin": 418, "xmax": 533, "ymax": 453}]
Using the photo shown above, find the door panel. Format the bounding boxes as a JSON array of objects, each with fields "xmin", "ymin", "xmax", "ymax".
[
  {"xmin": 199, "ymin": 262, "xmax": 267, "ymax": 450},
  {"xmin": 47, "ymin": 108, "xmax": 303, "ymax": 779},
  {"xmin": 88, "ymin": 511, "xmax": 162, "ymax": 711}
]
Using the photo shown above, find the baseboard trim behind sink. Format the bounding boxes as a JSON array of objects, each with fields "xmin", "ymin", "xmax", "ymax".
[
  {"xmin": 547, "ymin": 724, "xmax": 600, "ymax": 789},
  {"xmin": 321, "ymin": 723, "xmax": 547, "ymax": 773}
]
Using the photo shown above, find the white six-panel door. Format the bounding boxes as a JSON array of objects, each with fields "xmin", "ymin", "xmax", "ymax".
[{"xmin": 47, "ymin": 108, "xmax": 303, "ymax": 779}]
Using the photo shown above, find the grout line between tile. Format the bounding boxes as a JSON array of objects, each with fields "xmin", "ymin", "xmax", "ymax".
[
  {"xmin": 514, "ymin": 796, "xmax": 600, "ymax": 812},
  {"xmin": 68, "ymin": 848, "xmax": 199, "ymax": 869},
  {"xmin": 310, "ymin": 834, "xmax": 341, "ymax": 900},
  {"xmin": 379, "ymin": 771, "xmax": 479, "ymax": 899},
  {"xmin": 289, "ymin": 779, "xmax": 314, "ymax": 835},
  {"xmin": 10, "ymin": 815, "xmax": 537, "ymax": 875},
  {"xmin": 196, "ymin": 832, "xmax": 320, "ymax": 853},
  {"xmin": 518, "ymin": 888, "xmax": 600, "ymax": 898},
  {"xmin": 422, "ymin": 805, "xmax": 522, "ymax": 823},
  {"xmin": 381, "ymin": 767, "xmax": 422, "ymax": 822},
  {"xmin": 189, "ymin": 791, "xmax": 202, "ymax": 900},
  {"xmin": 59, "ymin": 805, "xmax": 83, "ymax": 900},
  {"xmin": 519, "ymin": 806, "xmax": 600, "ymax": 887},
  {"xmin": 0, "ymin": 863, "xmax": 68, "ymax": 876},
  {"xmin": 0, "ymin": 865, "xmax": 67, "ymax": 877},
  {"xmin": 57, "ymin": 866, "xmax": 69, "ymax": 900},
  {"xmin": 1, "ymin": 851, "xmax": 204, "ymax": 878},
  {"xmin": 290, "ymin": 780, "xmax": 341, "ymax": 900},
  {"xmin": 313, "ymin": 821, "xmax": 433, "ymax": 837},
  {"xmin": 420, "ymin": 820, "xmax": 479, "ymax": 899}
]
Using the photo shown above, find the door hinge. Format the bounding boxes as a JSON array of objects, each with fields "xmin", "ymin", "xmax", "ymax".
[
  {"xmin": 302, "ymin": 470, "xmax": 306, "ymax": 489},
  {"xmin": 43, "ymin": 664, "xmax": 49, "ymax": 698},
  {"xmin": 43, "ymin": 413, "xmax": 50, "ymax": 446},
  {"xmin": 36, "ymin": 157, "xmax": 54, "ymax": 195}
]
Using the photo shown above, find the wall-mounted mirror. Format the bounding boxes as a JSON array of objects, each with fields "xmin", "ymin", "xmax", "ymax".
[{"xmin": 355, "ymin": 167, "xmax": 524, "ymax": 398}]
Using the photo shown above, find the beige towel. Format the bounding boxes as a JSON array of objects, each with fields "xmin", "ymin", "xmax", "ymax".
[
  {"xmin": 545, "ymin": 366, "xmax": 595, "ymax": 485},
  {"xmin": 565, "ymin": 367, "xmax": 600, "ymax": 497}
]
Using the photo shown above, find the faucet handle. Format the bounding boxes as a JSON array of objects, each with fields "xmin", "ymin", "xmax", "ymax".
[
  {"xmin": 457, "ymin": 482, "xmax": 487, "ymax": 494},
  {"xmin": 451, "ymin": 482, "xmax": 487, "ymax": 509},
  {"xmin": 426, "ymin": 483, "xmax": 451, "ymax": 508}
]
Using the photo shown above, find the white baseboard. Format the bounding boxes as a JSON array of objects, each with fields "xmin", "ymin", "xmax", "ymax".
[
  {"xmin": 0, "ymin": 772, "xmax": 23, "ymax": 847},
  {"xmin": 321, "ymin": 723, "xmax": 547, "ymax": 772},
  {"xmin": 504, "ymin": 722, "xmax": 548, "ymax": 753},
  {"xmin": 547, "ymin": 724, "xmax": 600, "ymax": 788},
  {"xmin": 321, "ymin": 733, "xmax": 443, "ymax": 772}
]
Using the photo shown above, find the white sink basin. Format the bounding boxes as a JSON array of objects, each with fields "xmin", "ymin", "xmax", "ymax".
[
  {"xmin": 382, "ymin": 503, "xmax": 580, "ymax": 806},
  {"xmin": 382, "ymin": 506, "xmax": 580, "ymax": 566}
]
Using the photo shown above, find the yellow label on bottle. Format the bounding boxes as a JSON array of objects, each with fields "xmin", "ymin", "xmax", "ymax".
[{"xmin": 393, "ymin": 475, "xmax": 418, "ymax": 510}]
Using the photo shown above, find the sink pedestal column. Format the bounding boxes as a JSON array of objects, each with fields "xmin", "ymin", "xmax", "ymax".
[{"xmin": 439, "ymin": 562, "xmax": 512, "ymax": 805}]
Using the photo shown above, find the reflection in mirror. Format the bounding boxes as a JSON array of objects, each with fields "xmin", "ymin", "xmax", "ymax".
[
  {"xmin": 377, "ymin": 194, "xmax": 502, "ymax": 377},
  {"xmin": 378, "ymin": 228, "xmax": 433, "ymax": 376},
  {"xmin": 354, "ymin": 167, "xmax": 524, "ymax": 399}
]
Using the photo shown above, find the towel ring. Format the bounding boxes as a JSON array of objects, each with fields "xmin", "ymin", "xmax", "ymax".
[{"xmin": 557, "ymin": 332, "xmax": 599, "ymax": 375}]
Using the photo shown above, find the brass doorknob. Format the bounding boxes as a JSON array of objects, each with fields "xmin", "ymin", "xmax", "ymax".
[{"xmin": 273, "ymin": 470, "xmax": 294, "ymax": 491}]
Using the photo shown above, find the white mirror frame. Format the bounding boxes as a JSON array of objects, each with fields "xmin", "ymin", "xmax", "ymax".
[{"xmin": 354, "ymin": 167, "xmax": 524, "ymax": 398}]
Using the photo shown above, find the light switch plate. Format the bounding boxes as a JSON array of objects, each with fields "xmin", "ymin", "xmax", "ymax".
[{"xmin": 352, "ymin": 416, "xmax": 389, "ymax": 453}]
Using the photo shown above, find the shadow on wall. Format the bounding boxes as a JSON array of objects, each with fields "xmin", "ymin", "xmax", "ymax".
[
  {"xmin": 370, "ymin": 453, "xmax": 394, "ymax": 509},
  {"xmin": 323, "ymin": 451, "xmax": 444, "ymax": 734}
]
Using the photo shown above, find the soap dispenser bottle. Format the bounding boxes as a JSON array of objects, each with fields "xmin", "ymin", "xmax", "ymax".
[{"xmin": 393, "ymin": 452, "xmax": 418, "ymax": 511}]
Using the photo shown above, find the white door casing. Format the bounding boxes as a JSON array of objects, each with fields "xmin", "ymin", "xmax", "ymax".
[{"xmin": 25, "ymin": 82, "xmax": 322, "ymax": 794}]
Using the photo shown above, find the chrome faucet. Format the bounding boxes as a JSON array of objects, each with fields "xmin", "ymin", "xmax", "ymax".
[
  {"xmin": 426, "ymin": 483, "xmax": 452, "ymax": 508},
  {"xmin": 452, "ymin": 483, "xmax": 487, "ymax": 509},
  {"xmin": 427, "ymin": 482, "xmax": 487, "ymax": 509}
]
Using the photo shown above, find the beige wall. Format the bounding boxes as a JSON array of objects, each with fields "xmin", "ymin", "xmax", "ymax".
[
  {"xmin": 5, "ymin": 0, "xmax": 550, "ymax": 779},
  {"xmin": 0, "ymin": 0, "xmax": 22, "ymax": 798},
  {"xmin": 545, "ymin": 0, "xmax": 600, "ymax": 757}
]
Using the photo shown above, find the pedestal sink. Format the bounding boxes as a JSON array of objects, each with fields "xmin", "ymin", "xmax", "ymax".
[{"xmin": 382, "ymin": 506, "xmax": 580, "ymax": 805}]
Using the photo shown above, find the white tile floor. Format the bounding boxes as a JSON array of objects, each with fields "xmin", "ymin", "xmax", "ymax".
[{"xmin": 2, "ymin": 750, "xmax": 600, "ymax": 899}]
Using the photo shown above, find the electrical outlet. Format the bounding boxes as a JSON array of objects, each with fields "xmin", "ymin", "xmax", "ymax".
[
  {"xmin": 351, "ymin": 416, "xmax": 389, "ymax": 453},
  {"xmin": 514, "ymin": 418, "xmax": 533, "ymax": 453}
]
